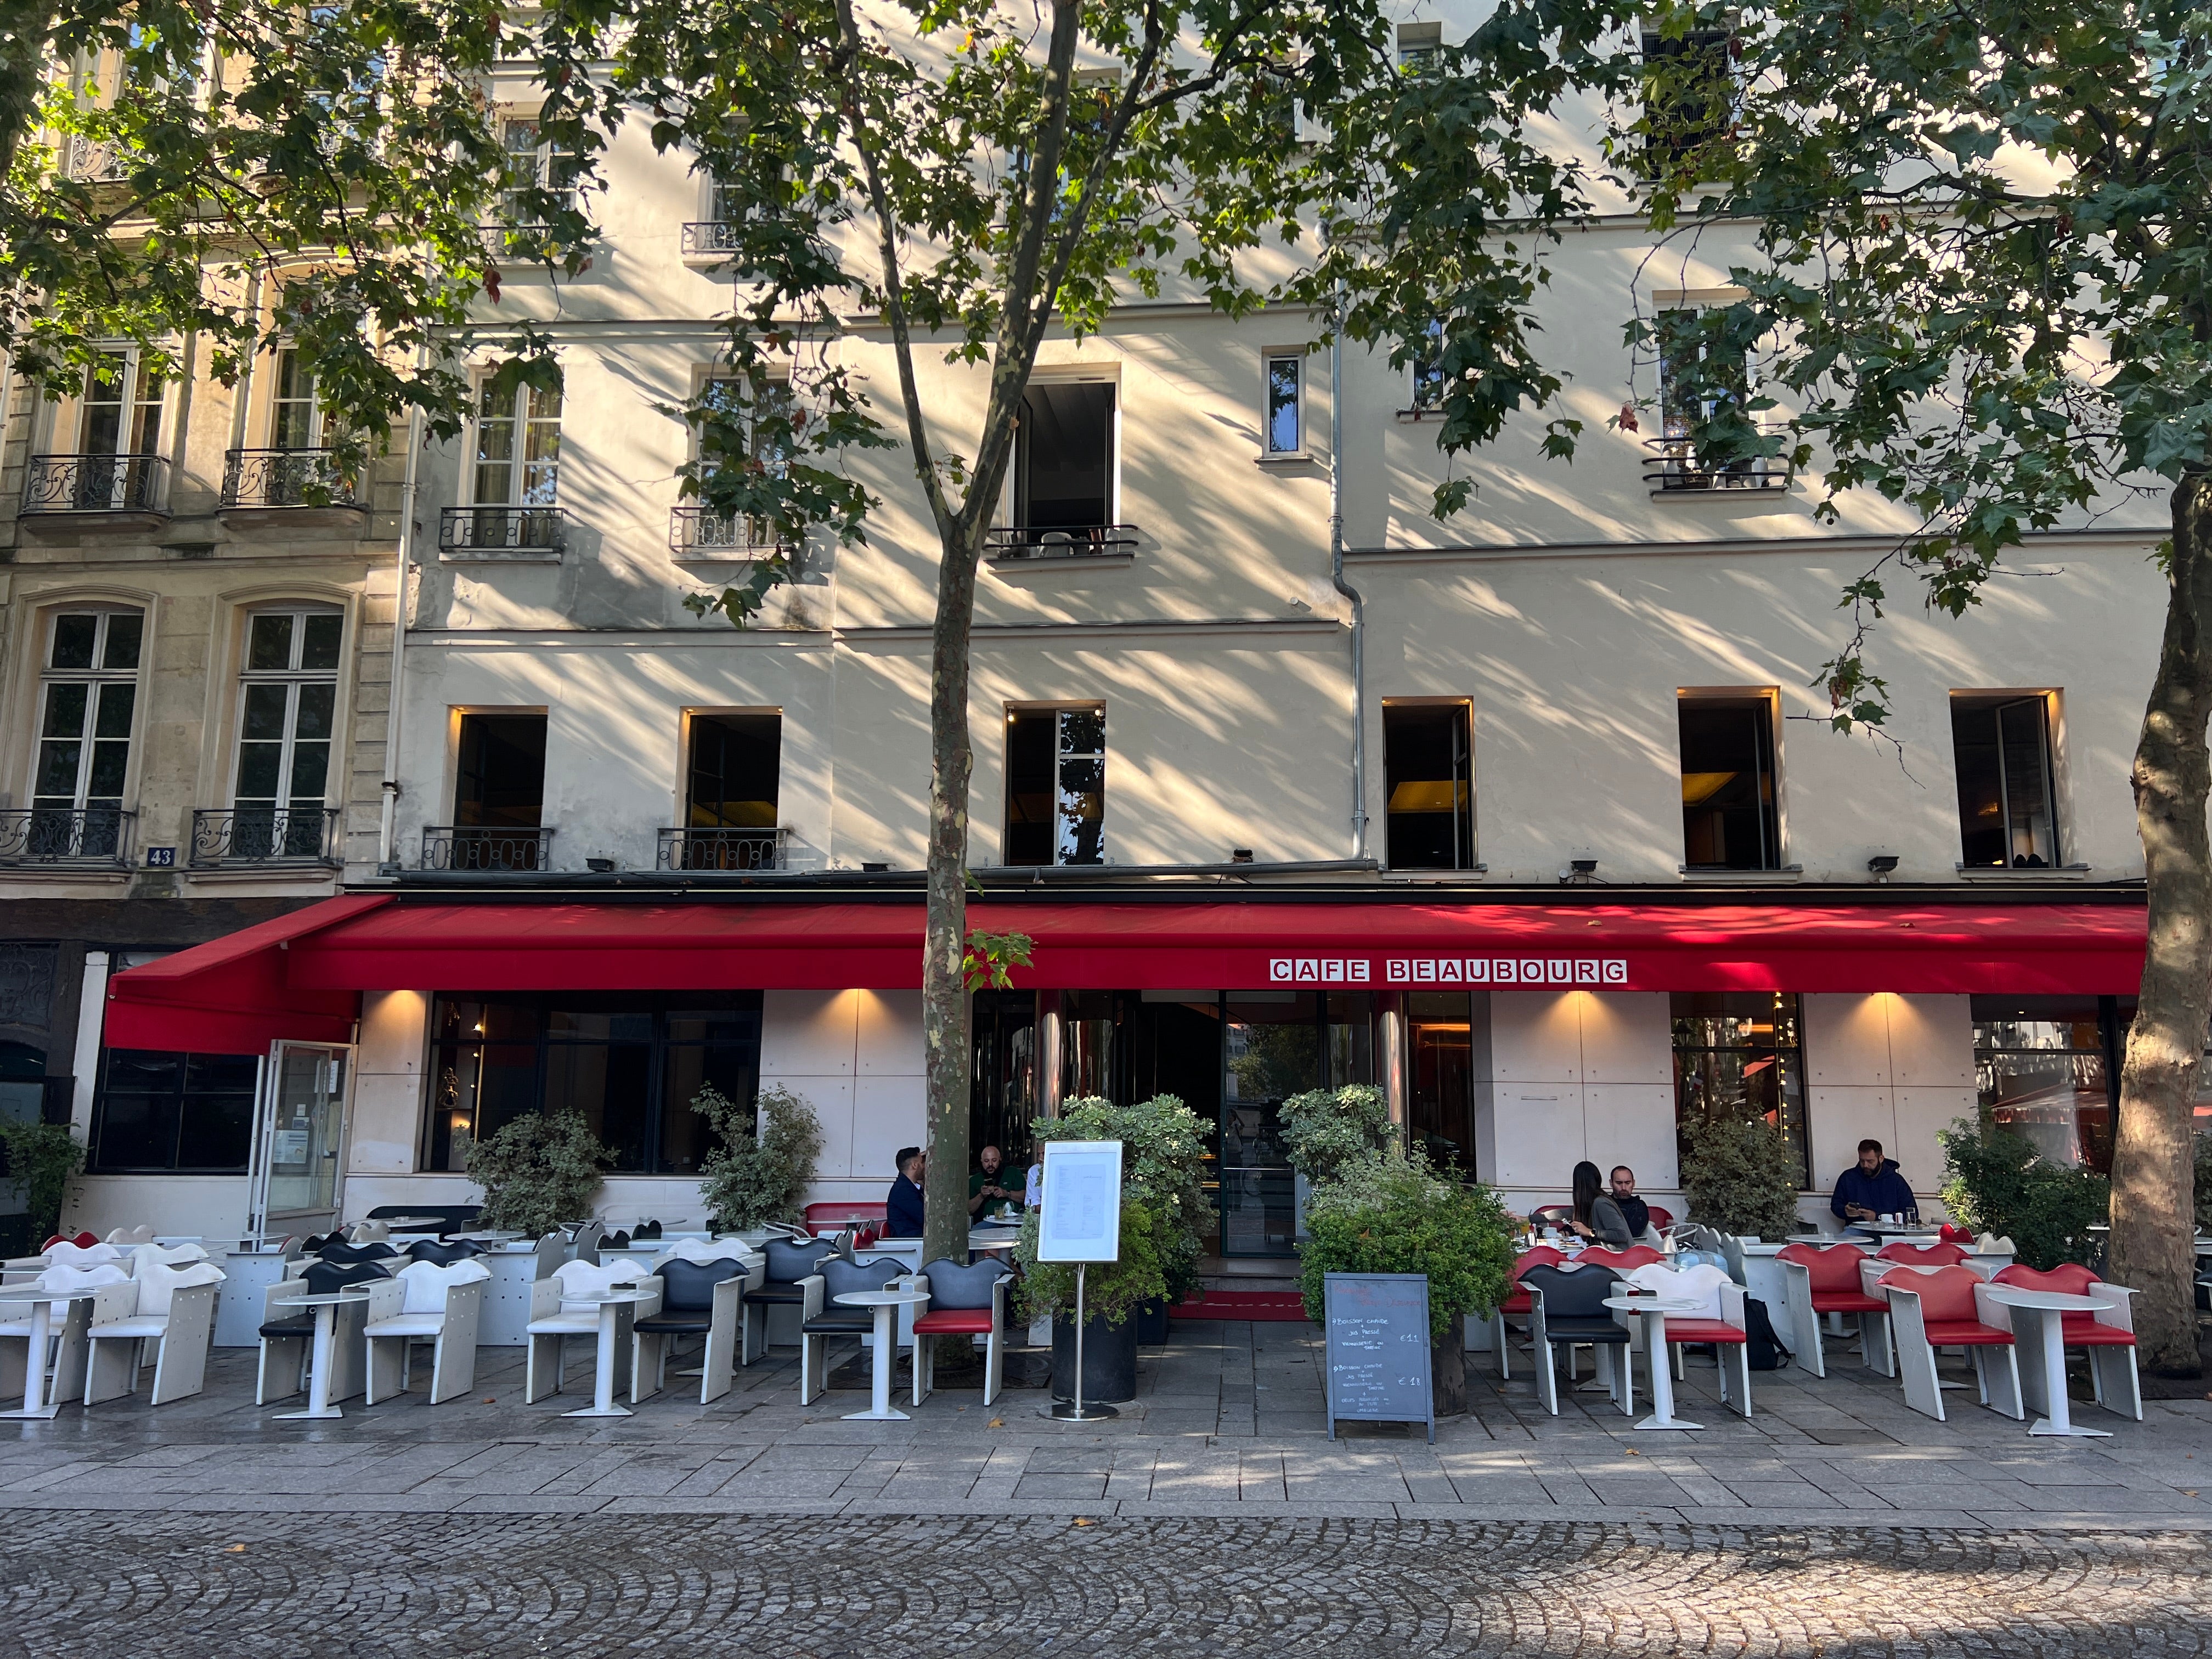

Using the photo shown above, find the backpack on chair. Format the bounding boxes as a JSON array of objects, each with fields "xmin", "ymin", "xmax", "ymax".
[{"xmin": 1743, "ymin": 1295, "xmax": 1792, "ymax": 1371}]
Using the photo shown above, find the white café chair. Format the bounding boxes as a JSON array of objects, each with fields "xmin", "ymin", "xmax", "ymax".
[
  {"xmin": 83, "ymin": 1259, "xmax": 224, "ymax": 1406},
  {"xmin": 254, "ymin": 1267, "xmax": 382, "ymax": 1406},
  {"xmin": 910, "ymin": 1260, "xmax": 1012, "ymax": 1408},
  {"xmin": 1624, "ymin": 1261, "xmax": 1754, "ymax": 1418},
  {"xmin": 363, "ymin": 1259, "xmax": 490, "ymax": 1405},
  {"xmin": 629, "ymin": 1255, "xmax": 754, "ymax": 1405},
  {"xmin": 0, "ymin": 1268, "xmax": 135, "ymax": 1407},
  {"xmin": 653, "ymin": 1238, "xmax": 765, "ymax": 1365},
  {"xmin": 524, "ymin": 1257, "xmax": 662, "ymax": 1404},
  {"xmin": 1878, "ymin": 1264, "xmax": 2024, "ymax": 1423},
  {"xmin": 104, "ymin": 1226, "xmax": 155, "ymax": 1247}
]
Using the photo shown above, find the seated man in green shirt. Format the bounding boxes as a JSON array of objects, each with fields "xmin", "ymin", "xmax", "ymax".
[{"xmin": 969, "ymin": 1144, "xmax": 1020, "ymax": 1218}]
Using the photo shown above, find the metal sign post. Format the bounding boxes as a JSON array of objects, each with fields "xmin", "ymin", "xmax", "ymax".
[{"xmin": 1036, "ymin": 1139, "xmax": 1123, "ymax": 1423}]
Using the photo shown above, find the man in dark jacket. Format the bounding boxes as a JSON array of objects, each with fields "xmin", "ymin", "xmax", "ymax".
[
  {"xmin": 1608, "ymin": 1166, "xmax": 1652, "ymax": 1239},
  {"xmin": 1830, "ymin": 1139, "xmax": 1915, "ymax": 1228},
  {"xmin": 885, "ymin": 1147, "xmax": 927, "ymax": 1238}
]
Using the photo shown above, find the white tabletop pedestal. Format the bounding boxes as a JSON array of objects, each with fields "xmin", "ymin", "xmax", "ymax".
[
  {"xmin": 1987, "ymin": 1287, "xmax": 2111, "ymax": 1438},
  {"xmin": 272, "ymin": 1292, "xmax": 370, "ymax": 1421},
  {"xmin": 564, "ymin": 1293, "xmax": 650, "ymax": 1419},
  {"xmin": 837, "ymin": 1290, "xmax": 930, "ymax": 1421},
  {"xmin": 1605, "ymin": 1296, "xmax": 1706, "ymax": 1431},
  {"xmin": 0, "ymin": 1291, "xmax": 95, "ymax": 1420}
]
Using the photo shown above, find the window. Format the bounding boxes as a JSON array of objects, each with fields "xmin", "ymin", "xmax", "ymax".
[
  {"xmin": 268, "ymin": 347, "xmax": 325, "ymax": 450},
  {"xmin": 1383, "ymin": 701, "xmax": 1475, "ymax": 870},
  {"xmin": 424, "ymin": 993, "xmax": 763, "ymax": 1175},
  {"xmin": 1640, "ymin": 27, "xmax": 1735, "ymax": 169},
  {"xmin": 32, "ymin": 610, "xmax": 142, "ymax": 856},
  {"xmin": 1004, "ymin": 706, "xmax": 1104, "ymax": 866},
  {"xmin": 1408, "ymin": 990, "xmax": 1480, "ymax": 1174},
  {"xmin": 232, "ymin": 610, "xmax": 341, "ymax": 857},
  {"xmin": 1263, "ymin": 352, "xmax": 1304, "ymax": 456},
  {"xmin": 679, "ymin": 712, "xmax": 781, "ymax": 869},
  {"xmin": 1396, "ymin": 21, "xmax": 1443, "ymax": 74},
  {"xmin": 1680, "ymin": 693, "xmax": 1780, "ymax": 870},
  {"xmin": 1223, "ymin": 991, "xmax": 1374, "ymax": 1254},
  {"xmin": 1672, "ymin": 991, "xmax": 1810, "ymax": 1189},
  {"xmin": 685, "ymin": 376, "xmax": 788, "ymax": 550},
  {"xmin": 1971, "ymin": 995, "xmax": 2119, "ymax": 1173},
  {"xmin": 1013, "ymin": 382, "xmax": 1115, "ymax": 533},
  {"xmin": 472, "ymin": 379, "xmax": 561, "ymax": 508},
  {"xmin": 88, "ymin": 1048, "xmax": 258, "ymax": 1172},
  {"xmin": 1953, "ymin": 694, "xmax": 2060, "ymax": 868},
  {"xmin": 76, "ymin": 349, "xmax": 165, "ymax": 459},
  {"xmin": 1655, "ymin": 306, "xmax": 1749, "ymax": 441},
  {"xmin": 1409, "ymin": 319, "xmax": 1446, "ymax": 412},
  {"xmin": 454, "ymin": 712, "xmax": 546, "ymax": 829},
  {"xmin": 499, "ymin": 117, "xmax": 578, "ymax": 224}
]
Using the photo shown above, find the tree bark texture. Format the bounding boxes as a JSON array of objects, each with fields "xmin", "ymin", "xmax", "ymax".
[{"xmin": 2111, "ymin": 472, "xmax": 2212, "ymax": 1376}]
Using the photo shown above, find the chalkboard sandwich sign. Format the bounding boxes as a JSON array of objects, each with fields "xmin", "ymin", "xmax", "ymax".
[{"xmin": 1323, "ymin": 1272, "xmax": 1434, "ymax": 1443}]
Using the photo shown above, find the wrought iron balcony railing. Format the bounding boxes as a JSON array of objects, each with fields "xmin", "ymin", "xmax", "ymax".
[
  {"xmin": 657, "ymin": 827, "xmax": 786, "ymax": 872},
  {"xmin": 668, "ymin": 505, "xmax": 788, "ymax": 557},
  {"xmin": 681, "ymin": 221, "xmax": 749, "ymax": 257},
  {"xmin": 1642, "ymin": 431, "xmax": 1791, "ymax": 492},
  {"xmin": 983, "ymin": 523, "xmax": 1141, "ymax": 558},
  {"xmin": 439, "ymin": 505, "xmax": 567, "ymax": 554},
  {"xmin": 66, "ymin": 135, "xmax": 131, "ymax": 182},
  {"xmin": 190, "ymin": 806, "xmax": 342, "ymax": 867},
  {"xmin": 220, "ymin": 449, "xmax": 360, "ymax": 510},
  {"xmin": 0, "ymin": 808, "xmax": 134, "ymax": 867},
  {"xmin": 22, "ymin": 454, "xmax": 170, "ymax": 517},
  {"xmin": 420, "ymin": 825, "xmax": 554, "ymax": 872}
]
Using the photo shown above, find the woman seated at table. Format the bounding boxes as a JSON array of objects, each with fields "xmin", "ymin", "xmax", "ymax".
[{"xmin": 1565, "ymin": 1160, "xmax": 1634, "ymax": 1248}]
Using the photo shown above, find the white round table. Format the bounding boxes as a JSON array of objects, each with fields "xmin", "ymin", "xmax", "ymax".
[
  {"xmin": 270, "ymin": 1290, "xmax": 374, "ymax": 1421},
  {"xmin": 1983, "ymin": 1285, "xmax": 2111, "ymax": 1438},
  {"xmin": 967, "ymin": 1228, "xmax": 1020, "ymax": 1256},
  {"xmin": 561, "ymin": 1289, "xmax": 656, "ymax": 1419},
  {"xmin": 0, "ymin": 1288, "xmax": 105, "ymax": 1420},
  {"xmin": 834, "ymin": 1289, "xmax": 931, "ymax": 1421},
  {"xmin": 1602, "ymin": 1295, "xmax": 1707, "ymax": 1430}
]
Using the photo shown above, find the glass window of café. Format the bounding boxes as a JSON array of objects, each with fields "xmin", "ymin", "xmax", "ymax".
[
  {"xmin": 1407, "ymin": 990, "xmax": 1485, "ymax": 1175},
  {"xmin": 1671, "ymin": 991, "xmax": 1812, "ymax": 1189},
  {"xmin": 1970, "ymin": 994, "xmax": 2124, "ymax": 1173},
  {"xmin": 1222, "ymin": 991, "xmax": 1373, "ymax": 1256},
  {"xmin": 88, "ymin": 1049, "xmax": 259, "ymax": 1173},
  {"xmin": 425, "ymin": 992, "xmax": 761, "ymax": 1176}
]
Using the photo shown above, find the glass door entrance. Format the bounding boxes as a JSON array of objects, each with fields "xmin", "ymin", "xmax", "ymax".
[
  {"xmin": 1220, "ymin": 993, "xmax": 1373, "ymax": 1257},
  {"xmin": 252, "ymin": 1041, "xmax": 352, "ymax": 1236}
]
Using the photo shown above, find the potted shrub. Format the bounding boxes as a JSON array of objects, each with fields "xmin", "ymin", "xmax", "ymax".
[
  {"xmin": 1939, "ymin": 1116, "xmax": 2110, "ymax": 1269},
  {"xmin": 1015, "ymin": 1195, "xmax": 1170, "ymax": 1403},
  {"xmin": 1034, "ymin": 1093, "xmax": 1212, "ymax": 1343},
  {"xmin": 1296, "ymin": 1149, "xmax": 1517, "ymax": 1415},
  {"xmin": 691, "ymin": 1082, "xmax": 823, "ymax": 1234},
  {"xmin": 1679, "ymin": 1113, "xmax": 1803, "ymax": 1241},
  {"xmin": 0, "ymin": 1120, "xmax": 84, "ymax": 1251},
  {"xmin": 465, "ymin": 1110, "xmax": 614, "ymax": 1238},
  {"xmin": 1278, "ymin": 1082, "xmax": 1397, "ymax": 1184}
]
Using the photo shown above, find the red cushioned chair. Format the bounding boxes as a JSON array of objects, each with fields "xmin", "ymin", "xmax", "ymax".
[
  {"xmin": 1878, "ymin": 1264, "xmax": 2023, "ymax": 1422},
  {"xmin": 910, "ymin": 1258, "xmax": 1011, "ymax": 1407},
  {"xmin": 1990, "ymin": 1262, "xmax": 2141, "ymax": 1422},
  {"xmin": 1778, "ymin": 1242, "xmax": 1891, "ymax": 1378},
  {"xmin": 1576, "ymin": 1245, "xmax": 1663, "ymax": 1272},
  {"xmin": 804, "ymin": 1201, "xmax": 888, "ymax": 1240},
  {"xmin": 1874, "ymin": 1240, "xmax": 1967, "ymax": 1269},
  {"xmin": 1624, "ymin": 1262, "xmax": 1753, "ymax": 1419},
  {"xmin": 1643, "ymin": 1206, "xmax": 1675, "ymax": 1234},
  {"xmin": 1487, "ymin": 1246, "xmax": 1567, "ymax": 1381}
]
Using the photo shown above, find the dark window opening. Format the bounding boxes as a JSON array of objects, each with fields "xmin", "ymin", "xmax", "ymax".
[
  {"xmin": 1971, "ymin": 994, "xmax": 2119, "ymax": 1173},
  {"xmin": 970, "ymin": 990, "xmax": 1037, "ymax": 1180},
  {"xmin": 1014, "ymin": 382, "xmax": 1114, "ymax": 531},
  {"xmin": 1384, "ymin": 701, "xmax": 1475, "ymax": 870},
  {"xmin": 1407, "ymin": 990, "xmax": 1481, "ymax": 1175},
  {"xmin": 689, "ymin": 713, "xmax": 780, "ymax": 828},
  {"xmin": 424, "ymin": 992, "xmax": 763, "ymax": 1176},
  {"xmin": 1004, "ymin": 706, "xmax": 1103, "ymax": 866},
  {"xmin": 1223, "ymin": 991, "xmax": 1373, "ymax": 1256},
  {"xmin": 1671, "ymin": 991, "xmax": 1810, "ymax": 1190},
  {"xmin": 1680, "ymin": 695, "xmax": 1780, "ymax": 870},
  {"xmin": 89, "ymin": 1049, "xmax": 258, "ymax": 1172},
  {"xmin": 1641, "ymin": 28, "xmax": 1735, "ymax": 171},
  {"xmin": 454, "ymin": 712, "xmax": 546, "ymax": 828},
  {"xmin": 1953, "ymin": 695, "xmax": 2060, "ymax": 868}
]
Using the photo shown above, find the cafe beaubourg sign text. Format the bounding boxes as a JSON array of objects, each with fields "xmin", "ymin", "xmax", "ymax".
[{"xmin": 1267, "ymin": 956, "xmax": 1631, "ymax": 986}]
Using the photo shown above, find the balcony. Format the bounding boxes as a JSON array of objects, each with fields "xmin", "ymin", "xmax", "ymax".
[
  {"xmin": 668, "ymin": 505, "xmax": 788, "ymax": 560},
  {"xmin": 66, "ymin": 134, "xmax": 131, "ymax": 183},
  {"xmin": 220, "ymin": 449, "xmax": 363, "ymax": 515},
  {"xmin": 984, "ymin": 524, "xmax": 1141, "ymax": 560},
  {"xmin": 439, "ymin": 505, "xmax": 567, "ymax": 557},
  {"xmin": 190, "ymin": 806, "xmax": 342, "ymax": 868},
  {"xmin": 20, "ymin": 454, "xmax": 170, "ymax": 525},
  {"xmin": 420, "ymin": 826, "xmax": 554, "ymax": 872},
  {"xmin": 657, "ymin": 827, "xmax": 787, "ymax": 872},
  {"xmin": 1643, "ymin": 431, "xmax": 1791, "ymax": 493},
  {"xmin": 681, "ymin": 221, "xmax": 748, "ymax": 259},
  {"xmin": 0, "ymin": 808, "xmax": 134, "ymax": 868}
]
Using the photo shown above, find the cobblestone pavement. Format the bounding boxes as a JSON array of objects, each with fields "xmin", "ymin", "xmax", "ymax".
[{"xmin": 3, "ymin": 1511, "xmax": 2210, "ymax": 1657}]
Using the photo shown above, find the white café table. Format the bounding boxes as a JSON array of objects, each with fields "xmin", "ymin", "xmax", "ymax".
[
  {"xmin": 561, "ymin": 1288, "xmax": 657, "ymax": 1419},
  {"xmin": 1984, "ymin": 1284, "xmax": 2111, "ymax": 1438},
  {"xmin": 834, "ymin": 1288, "xmax": 932, "ymax": 1421},
  {"xmin": 269, "ymin": 1290, "xmax": 374, "ymax": 1421},
  {"xmin": 1603, "ymin": 1295, "xmax": 1708, "ymax": 1431},
  {"xmin": 0, "ymin": 1289, "xmax": 103, "ymax": 1420}
]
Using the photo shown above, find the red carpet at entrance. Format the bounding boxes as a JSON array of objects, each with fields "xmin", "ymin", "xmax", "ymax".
[{"xmin": 1171, "ymin": 1290, "xmax": 1313, "ymax": 1323}]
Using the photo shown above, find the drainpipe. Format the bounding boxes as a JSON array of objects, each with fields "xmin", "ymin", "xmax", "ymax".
[
  {"xmin": 1328, "ymin": 281, "xmax": 1367, "ymax": 861},
  {"xmin": 377, "ymin": 391, "xmax": 425, "ymax": 873}
]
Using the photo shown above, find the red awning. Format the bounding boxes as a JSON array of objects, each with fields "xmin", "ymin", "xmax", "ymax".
[{"xmin": 106, "ymin": 891, "xmax": 2148, "ymax": 1054}]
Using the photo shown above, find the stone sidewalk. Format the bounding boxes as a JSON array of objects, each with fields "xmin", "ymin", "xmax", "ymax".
[{"xmin": 4, "ymin": 1318, "xmax": 2211, "ymax": 1528}]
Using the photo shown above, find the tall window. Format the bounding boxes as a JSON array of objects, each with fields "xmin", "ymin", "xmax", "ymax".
[
  {"xmin": 1408, "ymin": 990, "xmax": 1479, "ymax": 1174},
  {"xmin": 425, "ymin": 993, "xmax": 762, "ymax": 1175},
  {"xmin": 89, "ymin": 1049, "xmax": 258, "ymax": 1172},
  {"xmin": 1641, "ymin": 27, "xmax": 1735, "ymax": 169},
  {"xmin": 268, "ymin": 347, "xmax": 323, "ymax": 449},
  {"xmin": 681, "ymin": 712, "xmax": 781, "ymax": 869},
  {"xmin": 1952, "ymin": 694, "xmax": 2060, "ymax": 868},
  {"xmin": 32, "ymin": 610, "xmax": 142, "ymax": 856},
  {"xmin": 1004, "ymin": 706, "xmax": 1104, "ymax": 866},
  {"xmin": 1383, "ymin": 701, "xmax": 1475, "ymax": 870},
  {"xmin": 76, "ymin": 349, "xmax": 165, "ymax": 459},
  {"xmin": 454, "ymin": 712, "xmax": 547, "ymax": 829},
  {"xmin": 1655, "ymin": 306, "xmax": 1749, "ymax": 440},
  {"xmin": 1263, "ymin": 352, "xmax": 1304, "ymax": 456},
  {"xmin": 1672, "ymin": 991, "xmax": 1811, "ymax": 1189},
  {"xmin": 499, "ymin": 117, "xmax": 578, "ymax": 222},
  {"xmin": 234, "ymin": 610, "xmax": 341, "ymax": 857},
  {"xmin": 472, "ymin": 380, "xmax": 561, "ymax": 507},
  {"xmin": 1013, "ymin": 383, "xmax": 1115, "ymax": 533},
  {"xmin": 1679, "ymin": 693, "xmax": 1780, "ymax": 870},
  {"xmin": 1409, "ymin": 319, "xmax": 1446, "ymax": 411},
  {"xmin": 1396, "ymin": 21, "xmax": 1443, "ymax": 72},
  {"xmin": 1971, "ymin": 995, "xmax": 2119, "ymax": 1172},
  {"xmin": 690, "ymin": 376, "xmax": 789, "ymax": 548}
]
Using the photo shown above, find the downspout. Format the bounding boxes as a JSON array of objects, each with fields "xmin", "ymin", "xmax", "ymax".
[
  {"xmin": 1328, "ymin": 281, "xmax": 1367, "ymax": 860},
  {"xmin": 377, "ymin": 388, "xmax": 425, "ymax": 873}
]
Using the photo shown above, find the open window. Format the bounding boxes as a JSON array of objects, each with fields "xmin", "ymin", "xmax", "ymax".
[
  {"xmin": 1952, "ymin": 693, "xmax": 2061, "ymax": 868},
  {"xmin": 668, "ymin": 712, "xmax": 782, "ymax": 870},
  {"xmin": 1383, "ymin": 701, "xmax": 1475, "ymax": 870},
  {"xmin": 995, "ymin": 382, "xmax": 1126, "ymax": 555},
  {"xmin": 1640, "ymin": 25, "xmax": 1736, "ymax": 171},
  {"xmin": 432, "ymin": 712, "xmax": 548, "ymax": 871},
  {"xmin": 1679, "ymin": 692, "xmax": 1780, "ymax": 871},
  {"xmin": 1005, "ymin": 706, "xmax": 1104, "ymax": 866}
]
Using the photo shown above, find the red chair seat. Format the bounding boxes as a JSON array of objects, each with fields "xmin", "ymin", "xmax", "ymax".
[
  {"xmin": 1499, "ymin": 1293, "xmax": 1532, "ymax": 1315},
  {"xmin": 911, "ymin": 1310, "xmax": 995, "ymax": 1335},
  {"xmin": 1662, "ymin": 1319, "xmax": 1745, "ymax": 1345},
  {"xmin": 1920, "ymin": 1319, "xmax": 2013, "ymax": 1346},
  {"xmin": 2060, "ymin": 1317, "xmax": 2134, "ymax": 1347},
  {"xmin": 1810, "ymin": 1292, "xmax": 1887, "ymax": 1314}
]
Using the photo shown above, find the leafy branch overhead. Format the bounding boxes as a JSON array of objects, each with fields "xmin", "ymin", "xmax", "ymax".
[{"xmin": 961, "ymin": 928, "xmax": 1034, "ymax": 991}]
